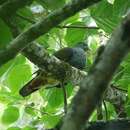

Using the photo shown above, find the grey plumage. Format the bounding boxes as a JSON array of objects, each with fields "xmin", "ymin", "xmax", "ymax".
[{"xmin": 54, "ymin": 42, "xmax": 88, "ymax": 69}]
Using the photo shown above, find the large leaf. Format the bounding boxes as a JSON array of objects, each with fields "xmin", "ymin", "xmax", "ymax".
[
  {"xmin": 90, "ymin": 1, "xmax": 117, "ymax": 33},
  {"xmin": 42, "ymin": 88, "xmax": 64, "ymax": 108},
  {"xmin": 65, "ymin": 22, "xmax": 86, "ymax": 46},
  {"xmin": 41, "ymin": 114, "xmax": 60, "ymax": 129},
  {"xmin": 0, "ymin": 18, "xmax": 12, "ymax": 49},
  {"xmin": 90, "ymin": 0, "xmax": 130, "ymax": 33},
  {"xmin": 2, "ymin": 106, "xmax": 20, "ymax": 125},
  {"xmin": 0, "ymin": 55, "xmax": 26, "ymax": 77},
  {"xmin": 25, "ymin": 106, "xmax": 37, "ymax": 116},
  {"xmin": 22, "ymin": 126, "xmax": 36, "ymax": 130},
  {"xmin": 7, "ymin": 127, "xmax": 21, "ymax": 130},
  {"xmin": 17, "ymin": 7, "xmax": 34, "ymax": 29},
  {"xmin": 5, "ymin": 64, "xmax": 32, "ymax": 94}
]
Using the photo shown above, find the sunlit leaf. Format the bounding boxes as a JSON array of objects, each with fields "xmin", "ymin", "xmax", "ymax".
[
  {"xmin": 5, "ymin": 64, "xmax": 32, "ymax": 94},
  {"xmin": 2, "ymin": 106, "xmax": 20, "ymax": 125},
  {"xmin": 7, "ymin": 127, "xmax": 21, "ymax": 130},
  {"xmin": 65, "ymin": 22, "xmax": 86, "ymax": 46}
]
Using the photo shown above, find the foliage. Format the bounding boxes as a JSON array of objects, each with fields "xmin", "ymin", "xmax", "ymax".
[{"xmin": 0, "ymin": 0, "xmax": 130, "ymax": 129}]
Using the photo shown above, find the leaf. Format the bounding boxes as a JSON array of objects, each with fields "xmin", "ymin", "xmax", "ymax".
[
  {"xmin": 42, "ymin": 88, "xmax": 64, "ymax": 108},
  {"xmin": 0, "ymin": 18, "xmax": 12, "ymax": 49},
  {"xmin": 113, "ymin": 0, "xmax": 130, "ymax": 17},
  {"xmin": 0, "ymin": 91, "xmax": 22, "ymax": 104},
  {"xmin": 22, "ymin": 126, "xmax": 36, "ymax": 130},
  {"xmin": 90, "ymin": 1, "xmax": 116, "ymax": 33},
  {"xmin": 91, "ymin": 0, "xmax": 130, "ymax": 33},
  {"xmin": 126, "ymin": 101, "xmax": 130, "ymax": 117},
  {"xmin": 25, "ymin": 106, "xmax": 36, "ymax": 116},
  {"xmin": 2, "ymin": 106, "xmax": 20, "ymax": 125},
  {"xmin": 5, "ymin": 64, "xmax": 32, "ymax": 94},
  {"xmin": 0, "ymin": 55, "xmax": 26, "ymax": 77},
  {"xmin": 39, "ymin": 0, "xmax": 65, "ymax": 10},
  {"xmin": 128, "ymin": 85, "xmax": 130, "ymax": 99},
  {"xmin": 7, "ymin": 127, "xmax": 21, "ymax": 130},
  {"xmin": 65, "ymin": 22, "xmax": 86, "ymax": 46},
  {"xmin": 17, "ymin": 7, "xmax": 34, "ymax": 29},
  {"xmin": 41, "ymin": 115, "xmax": 60, "ymax": 129},
  {"xmin": 63, "ymin": 14, "xmax": 80, "ymax": 24}
]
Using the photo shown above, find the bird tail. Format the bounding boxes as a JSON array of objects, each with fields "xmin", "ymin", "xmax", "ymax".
[
  {"xmin": 19, "ymin": 76, "xmax": 45, "ymax": 97},
  {"xmin": 19, "ymin": 70, "xmax": 59, "ymax": 97}
]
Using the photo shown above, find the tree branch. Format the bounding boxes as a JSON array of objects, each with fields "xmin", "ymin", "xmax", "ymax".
[
  {"xmin": 0, "ymin": 0, "xmax": 101, "ymax": 67},
  {"xmin": 23, "ymin": 43, "xmax": 87, "ymax": 85},
  {"xmin": 48, "ymin": 119, "xmax": 130, "ymax": 130}
]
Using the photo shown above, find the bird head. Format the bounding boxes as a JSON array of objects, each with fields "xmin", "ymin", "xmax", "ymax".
[{"xmin": 75, "ymin": 42, "xmax": 88, "ymax": 51}]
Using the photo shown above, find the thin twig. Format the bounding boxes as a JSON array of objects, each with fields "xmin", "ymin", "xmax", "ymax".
[
  {"xmin": 57, "ymin": 25, "xmax": 99, "ymax": 29},
  {"xmin": 103, "ymin": 100, "xmax": 108, "ymax": 120},
  {"xmin": 61, "ymin": 82, "xmax": 67, "ymax": 114}
]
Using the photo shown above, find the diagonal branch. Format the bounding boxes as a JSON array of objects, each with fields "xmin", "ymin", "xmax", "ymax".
[
  {"xmin": 0, "ymin": 0, "xmax": 101, "ymax": 67},
  {"xmin": 23, "ymin": 43, "xmax": 87, "ymax": 85},
  {"xmin": 48, "ymin": 119, "xmax": 130, "ymax": 130}
]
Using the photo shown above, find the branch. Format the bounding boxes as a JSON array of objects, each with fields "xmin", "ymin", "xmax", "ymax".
[
  {"xmin": 0, "ymin": 0, "xmax": 101, "ymax": 67},
  {"xmin": 23, "ymin": 43, "xmax": 87, "ymax": 86},
  {"xmin": 61, "ymin": 12, "xmax": 130, "ymax": 130},
  {"xmin": 86, "ymin": 119, "xmax": 130, "ymax": 130},
  {"xmin": 48, "ymin": 119, "xmax": 130, "ymax": 130}
]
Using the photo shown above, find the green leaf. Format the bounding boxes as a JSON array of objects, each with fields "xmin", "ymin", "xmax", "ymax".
[
  {"xmin": 116, "ymin": 63, "xmax": 130, "ymax": 89},
  {"xmin": 22, "ymin": 126, "xmax": 36, "ymax": 130},
  {"xmin": 113, "ymin": 0, "xmax": 130, "ymax": 17},
  {"xmin": 7, "ymin": 127, "xmax": 21, "ymax": 130},
  {"xmin": 39, "ymin": 0, "xmax": 65, "ymax": 10},
  {"xmin": 43, "ymin": 88, "xmax": 64, "ymax": 108},
  {"xmin": 90, "ymin": 1, "xmax": 117, "ymax": 33},
  {"xmin": 0, "ymin": 18, "xmax": 12, "ymax": 49},
  {"xmin": 5, "ymin": 64, "xmax": 32, "ymax": 94},
  {"xmin": 41, "ymin": 115, "xmax": 60, "ymax": 129},
  {"xmin": 25, "ymin": 106, "xmax": 36, "ymax": 116},
  {"xmin": 17, "ymin": 7, "xmax": 33, "ymax": 29},
  {"xmin": 126, "ymin": 101, "xmax": 130, "ymax": 117},
  {"xmin": 0, "ymin": 55, "xmax": 26, "ymax": 77},
  {"xmin": 0, "ymin": 91, "xmax": 22, "ymax": 104},
  {"xmin": 91, "ymin": 0, "xmax": 130, "ymax": 33},
  {"xmin": 2, "ymin": 106, "xmax": 20, "ymax": 125},
  {"xmin": 128, "ymin": 85, "xmax": 130, "ymax": 99},
  {"xmin": 65, "ymin": 22, "xmax": 86, "ymax": 46},
  {"xmin": 63, "ymin": 14, "xmax": 80, "ymax": 24}
]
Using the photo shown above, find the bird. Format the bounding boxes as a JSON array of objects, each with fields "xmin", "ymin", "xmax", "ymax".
[{"xmin": 19, "ymin": 42, "xmax": 88, "ymax": 97}]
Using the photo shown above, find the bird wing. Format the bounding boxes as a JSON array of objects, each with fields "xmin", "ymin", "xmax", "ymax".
[{"xmin": 54, "ymin": 47, "xmax": 73, "ymax": 62}]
